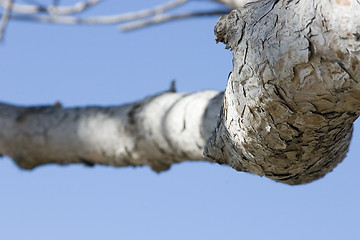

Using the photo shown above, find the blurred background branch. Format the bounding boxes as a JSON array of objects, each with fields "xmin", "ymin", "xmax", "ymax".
[
  {"xmin": 0, "ymin": 0, "xmax": 234, "ymax": 39},
  {"xmin": 0, "ymin": 0, "xmax": 13, "ymax": 39}
]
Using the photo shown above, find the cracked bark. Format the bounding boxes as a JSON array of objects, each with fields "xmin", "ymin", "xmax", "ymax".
[
  {"xmin": 205, "ymin": 0, "xmax": 360, "ymax": 184},
  {"xmin": 0, "ymin": 0, "xmax": 359, "ymax": 185}
]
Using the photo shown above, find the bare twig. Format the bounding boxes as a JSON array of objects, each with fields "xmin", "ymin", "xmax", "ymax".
[
  {"xmin": 0, "ymin": 0, "xmax": 188, "ymax": 17},
  {"xmin": 119, "ymin": 10, "xmax": 231, "ymax": 31},
  {"xmin": 0, "ymin": 0, "xmax": 103, "ymax": 15},
  {"xmin": 6, "ymin": 8, "xmax": 229, "ymax": 27},
  {"xmin": 0, "ymin": 0, "xmax": 12, "ymax": 40},
  {"xmin": 0, "ymin": 0, "xmax": 232, "ymax": 35},
  {"xmin": 0, "ymin": 0, "xmax": 191, "ymax": 24}
]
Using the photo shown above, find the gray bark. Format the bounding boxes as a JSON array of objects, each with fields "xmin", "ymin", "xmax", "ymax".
[
  {"xmin": 205, "ymin": 0, "xmax": 360, "ymax": 184},
  {"xmin": 0, "ymin": 91, "xmax": 222, "ymax": 172},
  {"xmin": 0, "ymin": 0, "xmax": 359, "ymax": 185}
]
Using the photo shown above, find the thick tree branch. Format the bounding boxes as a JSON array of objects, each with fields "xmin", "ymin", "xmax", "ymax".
[
  {"xmin": 205, "ymin": 0, "xmax": 360, "ymax": 185},
  {"xmin": 1, "ymin": 0, "xmax": 359, "ymax": 186},
  {"xmin": 0, "ymin": 91, "xmax": 222, "ymax": 172}
]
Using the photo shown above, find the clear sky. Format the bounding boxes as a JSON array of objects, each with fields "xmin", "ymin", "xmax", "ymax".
[{"xmin": 0, "ymin": 1, "xmax": 359, "ymax": 240}]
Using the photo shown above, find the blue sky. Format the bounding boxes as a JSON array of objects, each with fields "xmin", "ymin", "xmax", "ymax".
[{"xmin": 0, "ymin": 1, "xmax": 359, "ymax": 239}]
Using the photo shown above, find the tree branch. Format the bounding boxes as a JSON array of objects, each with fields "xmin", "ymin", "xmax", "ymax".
[
  {"xmin": 119, "ymin": 10, "xmax": 230, "ymax": 31},
  {"xmin": 0, "ymin": 0, "xmax": 103, "ymax": 15},
  {"xmin": 1, "ymin": 0, "xmax": 359, "ymax": 186},
  {"xmin": 0, "ymin": 91, "xmax": 222, "ymax": 172},
  {"xmin": 0, "ymin": 0, "xmax": 230, "ymax": 31},
  {"xmin": 0, "ymin": 0, "xmax": 12, "ymax": 40},
  {"xmin": 0, "ymin": 0, "xmax": 190, "ymax": 24},
  {"xmin": 205, "ymin": 0, "xmax": 360, "ymax": 185}
]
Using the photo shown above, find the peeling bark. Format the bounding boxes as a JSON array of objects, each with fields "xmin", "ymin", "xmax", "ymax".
[{"xmin": 205, "ymin": 0, "xmax": 360, "ymax": 184}]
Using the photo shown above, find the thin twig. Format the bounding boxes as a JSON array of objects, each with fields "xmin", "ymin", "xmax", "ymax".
[
  {"xmin": 119, "ymin": 10, "xmax": 231, "ymax": 31},
  {"xmin": 0, "ymin": 0, "xmax": 230, "ymax": 35},
  {"xmin": 0, "ymin": 0, "xmax": 188, "ymax": 18},
  {"xmin": 5, "ymin": 9, "xmax": 229, "ymax": 26},
  {"xmin": 0, "ymin": 0, "xmax": 12, "ymax": 40},
  {"xmin": 0, "ymin": 0, "xmax": 103, "ymax": 15},
  {"xmin": 1, "ymin": 0, "xmax": 193, "ymax": 25}
]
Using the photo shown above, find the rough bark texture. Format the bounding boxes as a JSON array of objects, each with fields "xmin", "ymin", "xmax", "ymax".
[
  {"xmin": 0, "ymin": 91, "xmax": 222, "ymax": 172},
  {"xmin": 204, "ymin": 0, "xmax": 360, "ymax": 184},
  {"xmin": 1, "ymin": 0, "xmax": 359, "ymax": 185}
]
